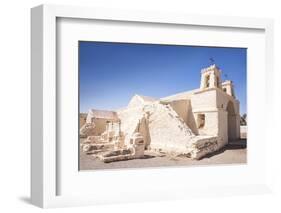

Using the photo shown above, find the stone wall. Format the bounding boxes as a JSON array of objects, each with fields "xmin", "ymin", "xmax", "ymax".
[
  {"xmin": 80, "ymin": 118, "xmax": 112, "ymax": 137},
  {"xmin": 144, "ymin": 103, "xmax": 196, "ymax": 153},
  {"xmin": 117, "ymin": 106, "xmax": 145, "ymax": 146}
]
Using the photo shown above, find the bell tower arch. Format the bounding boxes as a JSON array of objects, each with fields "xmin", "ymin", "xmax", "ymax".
[
  {"xmin": 200, "ymin": 64, "xmax": 221, "ymax": 90},
  {"xmin": 222, "ymin": 80, "xmax": 235, "ymax": 97}
]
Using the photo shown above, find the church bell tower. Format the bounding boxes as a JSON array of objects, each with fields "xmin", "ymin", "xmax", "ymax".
[
  {"xmin": 222, "ymin": 80, "xmax": 235, "ymax": 97},
  {"xmin": 200, "ymin": 64, "xmax": 221, "ymax": 90}
]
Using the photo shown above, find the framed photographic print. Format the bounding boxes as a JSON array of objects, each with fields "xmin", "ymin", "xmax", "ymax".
[{"xmin": 31, "ymin": 4, "xmax": 274, "ymax": 208}]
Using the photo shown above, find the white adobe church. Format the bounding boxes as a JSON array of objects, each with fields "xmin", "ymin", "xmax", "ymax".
[{"xmin": 81, "ymin": 64, "xmax": 240, "ymax": 159}]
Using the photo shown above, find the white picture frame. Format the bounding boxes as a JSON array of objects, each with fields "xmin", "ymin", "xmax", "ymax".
[{"xmin": 31, "ymin": 4, "xmax": 274, "ymax": 208}]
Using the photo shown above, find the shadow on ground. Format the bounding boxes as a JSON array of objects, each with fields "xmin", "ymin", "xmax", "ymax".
[
  {"xmin": 203, "ymin": 139, "xmax": 247, "ymax": 159},
  {"xmin": 141, "ymin": 155, "xmax": 156, "ymax": 159}
]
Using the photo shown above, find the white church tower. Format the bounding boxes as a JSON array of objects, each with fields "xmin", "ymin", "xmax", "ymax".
[
  {"xmin": 200, "ymin": 64, "xmax": 235, "ymax": 98},
  {"xmin": 200, "ymin": 64, "xmax": 221, "ymax": 90},
  {"xmin": 222, "ymin": 80, "xmax": 235, "ymax": 97}
]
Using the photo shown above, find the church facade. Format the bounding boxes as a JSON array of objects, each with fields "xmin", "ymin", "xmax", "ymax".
[{"xmin": 160, "ymin": 64, "xmax": 240, "ymax": 147}]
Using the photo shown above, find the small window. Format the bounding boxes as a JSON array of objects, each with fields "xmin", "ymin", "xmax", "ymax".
[
  {"xmin": 223, "ymin": 88, "xmax": 227, "ymax": 92},
  {"xmin": 197, "ymin": 114, "xmax": 205, "ymax": 129}
]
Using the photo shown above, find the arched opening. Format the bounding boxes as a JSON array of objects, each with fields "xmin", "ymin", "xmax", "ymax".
[
  {"xmin": 205, "ymin": 74, "xmax": 210, "ymax": 88},
  {"xmin": 226, "ymin": 101, "xmax": 237, "ymax": 142}
]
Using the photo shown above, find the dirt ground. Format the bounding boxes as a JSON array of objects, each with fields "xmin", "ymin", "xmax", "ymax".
[{"xmin": 79, "ymin": 139, "xmax": 247, "ymax": 171}]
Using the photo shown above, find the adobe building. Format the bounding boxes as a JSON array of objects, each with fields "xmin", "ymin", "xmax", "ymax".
[
  {"xmin": 80, "ymin": 109, "xmax": 119, "ymax": 137},
  {"xmin": 81, "ymin": 64, "xmax": 241, "ymax": 159},
  {"xmin": 160, "ymin": 64, "xmax": 240, "ymax": 145}
]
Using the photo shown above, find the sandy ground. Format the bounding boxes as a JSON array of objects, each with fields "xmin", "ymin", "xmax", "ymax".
[{"xmin": 79, "ymin": 139, "xmax": 247, "ymax": 170}]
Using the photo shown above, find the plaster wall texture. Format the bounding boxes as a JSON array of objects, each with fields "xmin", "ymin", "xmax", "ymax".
[
  {"xmin": 216, "ymin": 89, "xmax": 239, "ymax": 113},
  {"xmin": 160, "ymin": 99, "xmax": 189, "ymax": 123},
  {"xmin": 117, "ymin": 105, "xmax": 145, "ymax": 146},
  {"xmin": 191, "ymin": 89, "xmax": 217, "ymax": 111},
  {"xmin": 216, "ymin": 89, "xmax": 240, "ymax": 140},
  {"xmin": 217, "ymin": 109, "xmax": 228, "ymax": 146},
  {"xmin": 128, "ymin": 94, "xmax": 156, "ymax": 108},
  {"xmin": 118, "ymin": 99, "xmax": 219, "ymax": 159},
  {"xmin": 143, "ymin": 102, "xmax": 196, "ymax": 153},
  {"xmin": 160, "ymin": 85, "xmax": 239, "ymax": 146},
  {"xmin": 164, "ymin": 89, "xmax": 221, "ymax": 138},
  {"xmin": 194, "ymin": 111, "xmax": 219, "ymax": 136},
  {"xmin": 162, "ymin": 99, "xmax": 199, "ymax": 135},
  {"xmin": 186, "ymin": 101, "xmax": 199, "ymax": 135},
  {"xmin": 161, "ymin": 89, "xmax": 198, "ymax": 101},
  {"xmin": 118, "ymin": 94, "xmax": 160, "ymax": 147}
]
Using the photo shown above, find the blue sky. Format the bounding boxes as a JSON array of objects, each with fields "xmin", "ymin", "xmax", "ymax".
[{"xmin": 79, "ymin": 41, "xmax": 247, "ymax": 115}]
